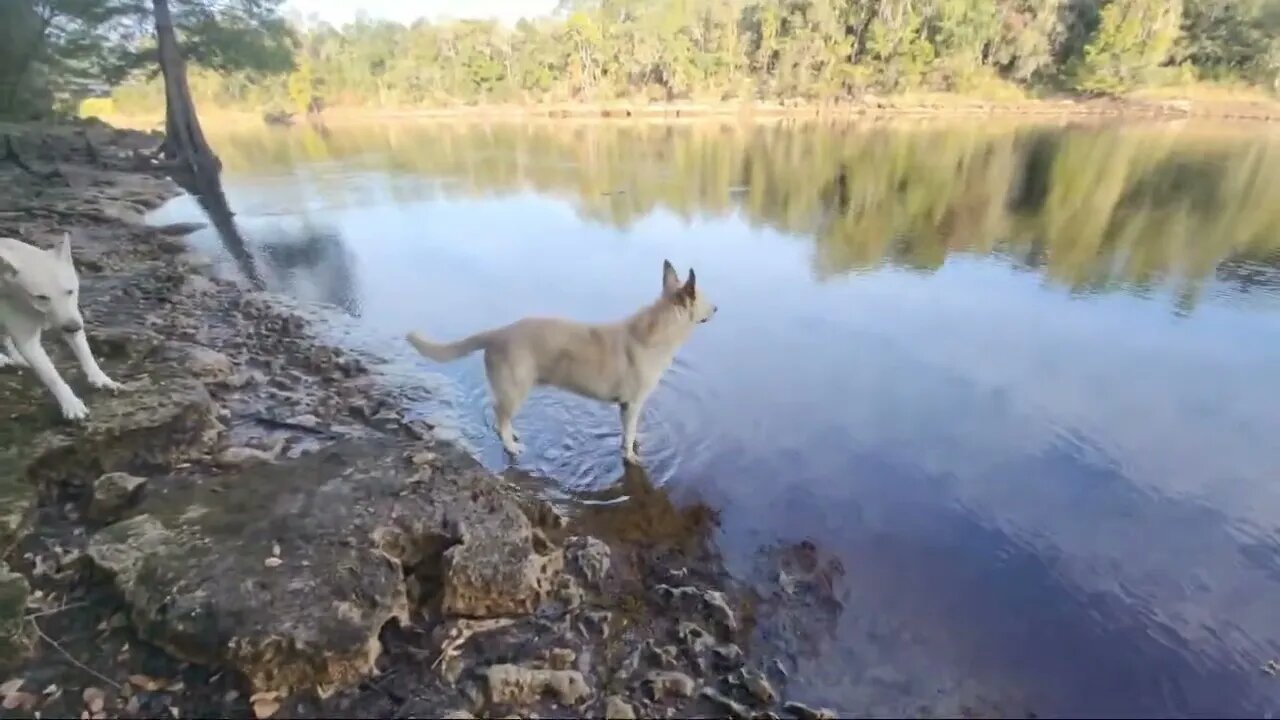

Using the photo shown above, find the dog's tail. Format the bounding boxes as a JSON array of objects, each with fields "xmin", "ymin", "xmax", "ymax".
[{"xmin": 405, "ymin": 330, "xmax": 488, "ymax": 362}]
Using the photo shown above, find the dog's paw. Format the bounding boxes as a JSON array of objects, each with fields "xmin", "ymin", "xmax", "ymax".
[
  {"xmin": 0, "ymin": 353, "xmax": 27, "ymax": 370},
  {"xmin": 503, "ymin": 440, "xmax": 527, "ymax": 457},
  {"xmin": 58, "ymin": 395, "xmax": 90, "ymax": 422},
  {"xmin": 623, "ymin": 450, "xmax": 642, "ymax": 466},
  {"xmin": 87, "ymin": 372, "xmax": 121, "ymax": 392}
]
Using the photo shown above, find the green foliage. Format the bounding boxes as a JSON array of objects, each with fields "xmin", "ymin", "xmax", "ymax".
[
  {"xmin": 0, "ymin": 0, "xmax": 295, "ymax": 118},
  {"xmin": 1176, "ymin": 0, "xmax": 1280, "ymax": 87},
  {"xmin": 1074, "ymin": 0, "xmax": 1183, "ymax": 94},
  {"xmin": 6, "ymin": 0, "xmax": 1279, "ymax": 118}
]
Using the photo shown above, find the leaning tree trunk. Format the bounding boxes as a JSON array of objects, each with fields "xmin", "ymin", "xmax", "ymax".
[
  {"xmin": 152, "ymin": 0, "xmax": 221, "ymax": 191},
  {"xmin": 150, "ymin": 0, "xmax": 264, "ymax": 289}
]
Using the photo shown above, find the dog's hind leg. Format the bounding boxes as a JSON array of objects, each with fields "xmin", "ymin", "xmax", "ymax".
[
  {"xmin": 12, "ymin": 330, "xmax": 88, "ymax": 420},
  {"xmin": 1, "ymin": 336, "xmax": 29, "ymax": 368},
  {"xmin": 485, "ymin": 353, "xmax": 530, "ymax": 458},
  {"xmin": 494, "ymin": 390, "xmax": 529, "ymax": 457}
]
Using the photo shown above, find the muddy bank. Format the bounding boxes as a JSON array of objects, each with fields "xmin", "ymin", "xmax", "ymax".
[{"xmin": 0, "ymin": 121, "xmax": 842, "ymax": 719}]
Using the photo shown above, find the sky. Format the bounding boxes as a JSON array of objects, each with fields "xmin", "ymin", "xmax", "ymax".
[{"xmin": 284, "ymin": 0, "xmax": 560, "ymax": 27}]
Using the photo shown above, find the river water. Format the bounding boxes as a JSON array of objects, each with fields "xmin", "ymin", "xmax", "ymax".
[{"xmin": 152, "ymin": 119, "xmax": 1280, "ymax": 717}]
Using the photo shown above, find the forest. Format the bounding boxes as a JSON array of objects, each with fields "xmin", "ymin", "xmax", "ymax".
[{"xmin": 2, "ymin": 0, "xmax": 1279, "ymax": 119}]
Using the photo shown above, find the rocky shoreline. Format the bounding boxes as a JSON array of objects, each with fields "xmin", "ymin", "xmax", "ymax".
[{"xmin": 0, "ymin": 121, "xmax": 841, "ymax": 719}]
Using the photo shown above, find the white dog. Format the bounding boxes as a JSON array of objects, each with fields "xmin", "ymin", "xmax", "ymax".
[
  {"xmin": 407, "ymin": 260, "xmax": 716, "ymax": 464},
  {"xmin": 0, "ymin": 232, "xmax": 119, "ymax": 420}
]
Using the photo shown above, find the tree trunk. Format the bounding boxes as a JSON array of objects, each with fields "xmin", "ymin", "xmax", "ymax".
[
  {"xmin": 152, "ymin": 0, "xmax": 222, "ymax": 191},
  {"xmin": 150, "ymin": 0, "xmax": 262, "ymax": 290}
]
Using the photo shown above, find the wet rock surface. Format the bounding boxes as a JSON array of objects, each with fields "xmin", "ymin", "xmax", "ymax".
[{"xmin": 0, "ymin": 122, "xmax": 842, "ymax": 719}]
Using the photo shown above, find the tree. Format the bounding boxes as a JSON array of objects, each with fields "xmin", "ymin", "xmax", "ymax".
[
  {"xmin": 92, "ymin": 0, "xmax": 1280, "ymax": 113},
  {"xmin": 1075, "ymin": 0, "xmax": 1183, "ymax": 94}
]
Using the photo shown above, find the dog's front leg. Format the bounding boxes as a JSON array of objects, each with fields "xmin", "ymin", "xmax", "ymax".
[
  {"xmin": 64, "ymin": 329, "xmax": 119, "ymax": 391},
  {"xmin": 13, "ymin": 333, "xmax": 89, "ymax": 420},
  {"xmin": 620, "ymin": 399, "xmax": 644, "ymax": 465}
]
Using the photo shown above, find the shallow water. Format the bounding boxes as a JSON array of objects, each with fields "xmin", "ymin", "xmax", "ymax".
[{"xmin": 154, "ymin": 119, "xmax": 1280, "ymax": 717}]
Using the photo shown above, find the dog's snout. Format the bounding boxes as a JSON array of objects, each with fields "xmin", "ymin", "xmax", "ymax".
[{"xmin": 60, "ymin": 321, "xmax": 82, "ymax": 335}]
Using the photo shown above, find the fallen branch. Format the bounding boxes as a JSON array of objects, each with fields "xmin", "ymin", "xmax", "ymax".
[
  {"xmin": 251, "ymin": 414, "xmax": 339, "ymax": 437},
  {"xmin": 29, "ymin": 618, "xmax": 122, "ymax": 690},
  {"xmin": 23, "ymin": 601, "xmax": 90, "ymax": 620}
]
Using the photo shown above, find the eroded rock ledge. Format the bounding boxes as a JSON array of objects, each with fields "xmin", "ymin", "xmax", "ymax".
[{"xmin": 86, "ymin": 439, "xmax": 568, "ymax": 697}]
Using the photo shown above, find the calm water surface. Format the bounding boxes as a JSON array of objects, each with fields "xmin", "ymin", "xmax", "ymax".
[{"xmin": 153, "ymin": 120, "xmax": 1280, "ymax": 717}]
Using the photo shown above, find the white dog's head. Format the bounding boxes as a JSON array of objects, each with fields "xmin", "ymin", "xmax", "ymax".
[
  {"xmin": 0, "ymin": 233, "xmax": 85, "ymax": 334},
  {"xmin": 661, "ymin": 259, "xmax": 717, "ymax": 324}
]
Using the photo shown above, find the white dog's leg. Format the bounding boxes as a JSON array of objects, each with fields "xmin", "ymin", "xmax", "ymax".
[
  {"xmin": 1, "ymin": 336, "xmax": 29, "ymax": 368},
  {"xmin": 13, "ymin": 331, "xmax": 88, "ymax": 420},
  {"xmin": 64, "ymin": 330, "xmax": 119, "ymax": 391}
]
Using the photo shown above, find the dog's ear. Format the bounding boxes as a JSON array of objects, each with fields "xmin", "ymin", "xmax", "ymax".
[
  {"xmin": 0, "ymin": 248, "xmax": 15, "ymax": 280},
  {"xmin": 55, "ymin": 232, "xmax": 74, "ymax": 264},
  {"xmin": 662, "ymin": 259, "xmax": 681, "ymax": 294},
  {"xmin": 680, "ymin": 268, "xmax": 697, "ymax": 299}
]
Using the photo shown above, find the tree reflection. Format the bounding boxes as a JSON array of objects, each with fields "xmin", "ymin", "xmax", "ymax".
[
  {"xmin": 212, "ymin": 120, "xmax": 1280, "ymax": 313},
  {"xmin": 256, "ymin": 221, "xmax": 361, "ymax": 316}
]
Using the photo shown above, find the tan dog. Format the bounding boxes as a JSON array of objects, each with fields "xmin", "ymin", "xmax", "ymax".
[{"xmin": 407, "ymin": 260, "xmax": 717, "ymax": 464}]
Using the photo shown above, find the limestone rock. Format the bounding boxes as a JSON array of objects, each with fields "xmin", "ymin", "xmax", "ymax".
[
  {"xmin": 0, "ymin": 564, "xmax": 31, "ymax": 675},
  {"xmin": 161, "ymin": 342, "xmax": 234, "ymax": 384},
  {"xmin": 644, "ymin": 671, "xmax": 696, "ymax": 699},
  {"xmin": 0, "ymin": 470, "xmax": 35, "ymax": 554},
  {"xmin": 5, "ymin": 367, "xmax": 216, "ymax": 487},
  {"xmin": 604, "ymin": 694, "xmax": 637, "ymax": 719},
  {"xmin": 89, "ymin": 472, "xmax": 147, "ymax": 523},
  {"xmin": 700, "ymin": 687, "xmax": 751, "ymax": 719},
  {"xmin": 736, "ymin": 668, "xmax": 777, "ymax": 705},
  {"xmin": 564, "ymin": 536, "xmax": 611, "ymax": 587},
  {"xmin": 483, "ymin": 664, "xmax": 591, "ymax": 707},
  {"xmin": 655, "ymin": 584, "xmax": 738, "ymax": 633},
  {"xmin": 87, "ymin": 440, "xmax": 561, "ymax": 697},
  {"xmin": 782, "ymin": 701, "xmax": 837, "ymax": 720}
]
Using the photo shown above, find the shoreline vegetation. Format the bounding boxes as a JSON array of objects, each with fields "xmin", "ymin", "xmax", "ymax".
[
  {"xmin": 75, "ymin": 0, "xmax": 1280, "ymax": 131},
  {"xmin": 88, "ymin": 91, "xmax": 1280, "ymax": 130}
]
